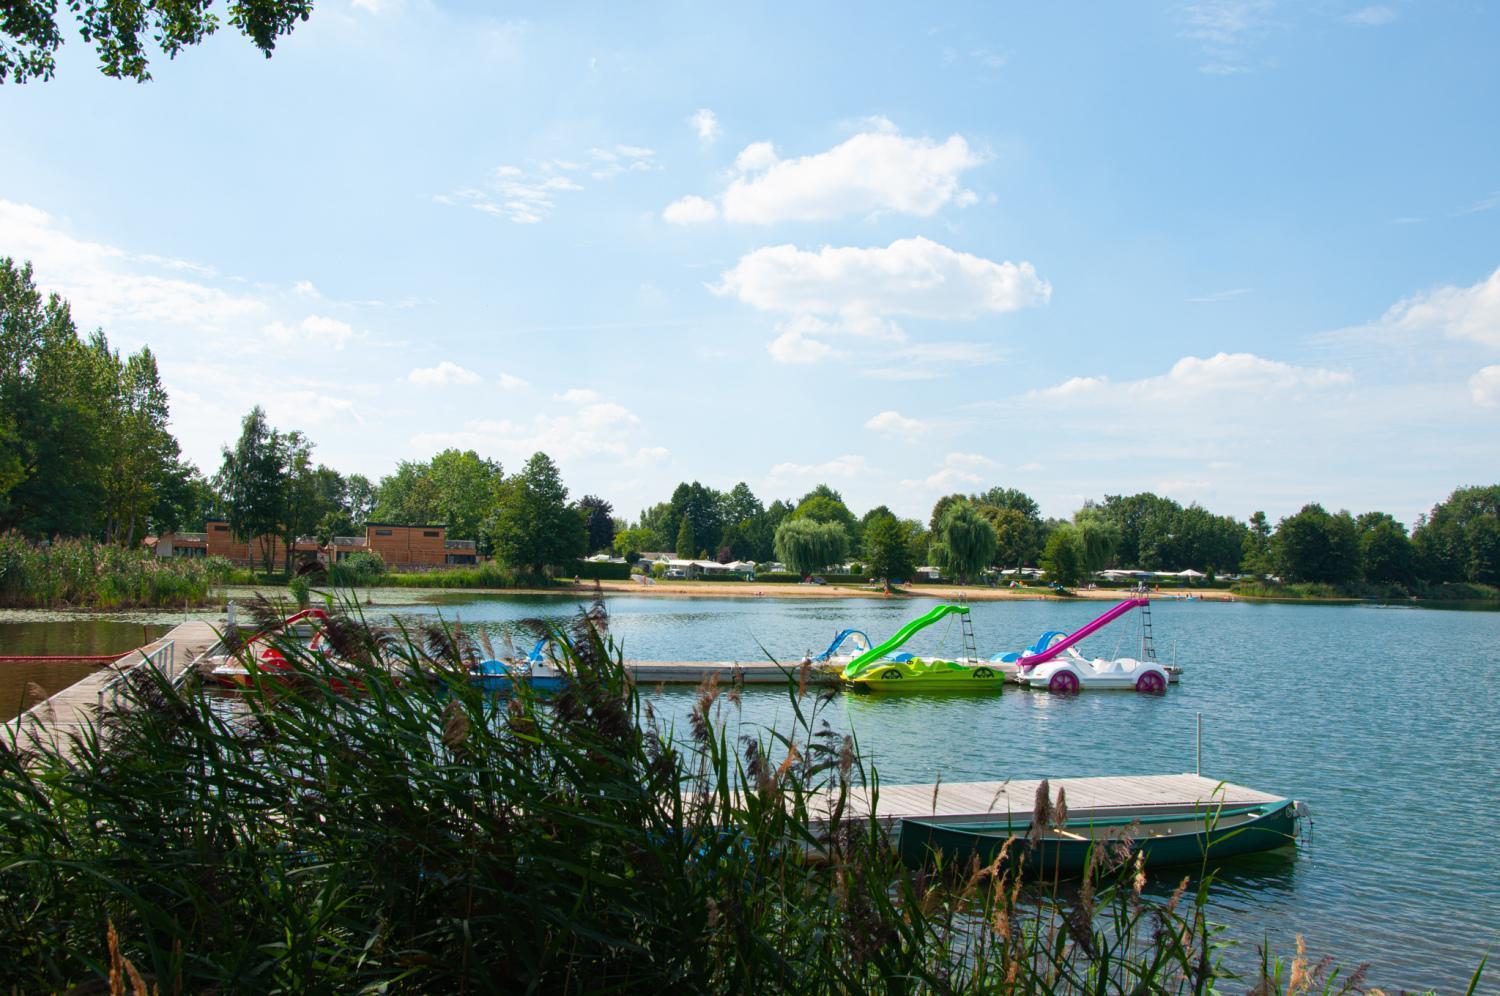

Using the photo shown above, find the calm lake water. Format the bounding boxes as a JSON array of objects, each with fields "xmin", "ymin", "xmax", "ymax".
[
  {"xmin": 0, "ymin": 620, "xmax": 173, "ymax": 721},
  {"xmin": 383, "ymin": 593, "xmax": 1499, "ymax": 991},
  {"xmin": 3, "ymin": 593, "xmax": 1495, "ymax": 987}
]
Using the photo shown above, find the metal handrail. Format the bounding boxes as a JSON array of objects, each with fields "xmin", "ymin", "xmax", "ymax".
[{"xmin": 96, "ymin": 640, "xmax": 176, "ymax": 715}]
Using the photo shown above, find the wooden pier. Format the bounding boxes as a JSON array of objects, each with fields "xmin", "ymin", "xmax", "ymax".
[
  {"xmin": 4, "ymin": 620, "xmax": 220, "ymax": 759},
  {"xmin": 809, "ymin": 773, "xmax": 1287, "ymax": 829},
  {"xmin": 626, "ymin": 660, "xmax": 839, "ymax": 685}
]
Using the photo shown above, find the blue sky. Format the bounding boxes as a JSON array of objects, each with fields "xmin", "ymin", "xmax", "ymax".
[{"xmin": 2, "ymin": 0, "xmax": 1497, "ymax": 526}]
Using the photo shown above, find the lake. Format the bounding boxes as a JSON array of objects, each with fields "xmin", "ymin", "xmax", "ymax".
[
  {"xmin": 382, "ymin": 592, "xmax": 1499, "ymax": 991},
  {"xmin": 3, "ymin": 591, "xmax": 1496, "ymax": 988},
  {"xmin": 0, "ymin": 620, "xmax": 173, "ymax": 722}
]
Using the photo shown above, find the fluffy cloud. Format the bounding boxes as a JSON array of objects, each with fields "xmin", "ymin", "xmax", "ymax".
[
  {"xmin": 0, "ymin": 199, "xmax": 264, "ymax": 330},
  {"xmin": 669, "ymin": 126, "xmax": 984, "ymax": 225},
  {"xmin": 409, "ymin": 361, "xmax": 481, "ymax": 386},
  {"xmin": 265, "ymin": 315, "xmax": 357, "ymax": 350},
  {"xmin": 662, "ymin": 195, "xmax": 719, "ymax": 224},
  {"xmin": 765, "ymin": 454, "xmax": 868, "ymax": 488},
  {"xmin": 689, "ymin": 108, "xmax": 721, "ymax": 143},
  {"xmin": 717, "ymin": 236, "xmax": 1050, "ymax": 320},
  {"xmin": 411, "ymin": 396, "xmax": 650, "ymax": 464},
  {"xmin": 1031, "ymin": 353, "xmax": 1351, "ymax": 402},
  {"xmin": 1346, "ymin": 5, "xmax": 1396, "ymax": 26},
  {"xmin": 1375, "ymin": 266, "xmax": 1500, "ymax": 348},
  {"xmin": 555, "ymin": 387, "xmax": 602, "ymax": 403},
  {"xmin": 1470, "ymin": 365, "xmax": 1500, "ymax": 407},
  {"xmin": 900, "ymin": 452, "xmax": 996, "ymax": 492},
  {"xmin": 864, "ymin": 410, "xmax": 929, "ymax": 438},
  {"xmin": 498, "ymin": 372, "xmax": 529, "ymax": 390}
]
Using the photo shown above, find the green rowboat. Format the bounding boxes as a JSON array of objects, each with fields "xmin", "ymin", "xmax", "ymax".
[{"xmin": 898, "ymin": 800, "xmax": 1300, "ymax": 875}]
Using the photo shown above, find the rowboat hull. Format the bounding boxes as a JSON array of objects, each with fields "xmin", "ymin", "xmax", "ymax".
[{"xmin": 898, "ymin": 801, "xmax": 1298, "ymax": 875}]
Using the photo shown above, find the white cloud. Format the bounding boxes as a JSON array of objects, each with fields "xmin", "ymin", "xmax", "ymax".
[
  {"xmin": 1375, "ymin": 266, "xmax": 1500, "ymax": 348},
  {"xmin": 1345, "ymin": 5, "xmax": 1395, "ymax": 26},
  {"xmin": 714, "ymin": 128, "xmax": 984, "ymax": 223},
  {"xmin": 864, "ymin": 410, "xmax": 930, "ymax": 438},
  {"xmin": 1032, "ymin": 353, "xmax": 1350, "ymax": 402},
  {"xmin": 498, "ymin": 372, "xmax": 529, "ymax": 390},
  {"xmin": 409, "ymin": 361, "xmax": 481, "ymax": 386},
  {"xmin": 768, "ymin": 327, "xmax": 842, "ymax": 364},
  {"xmin": 265, "ymin": 314, "xmax": 357, "ymax": 351},
  {"xmin": 689, "ymin": 108, "xmax": 722, "ymax": 143},
  {"xmin": 555, "ymin": 387, "xmax": 602, "ymax": 404},
  {"xmin": 662, "ymin": 195, "xmax": 719, "ymax": 224},
  {"xmin": 442, "ymin": 145, "xmax": 658, "ymax": 222},
  {"xmin": 766, "ymin": 454, "xmax": 868, "ymax": 488},
  {"xmin": 412, "ymin": 396, "xmax": 652, "ymax": 464},
  {"xmin": 716, "ymin": 236, "xmax": 1050, "ymax": 319},
  {"xmin": 293, "ymin": 280, "xmax": 321, "ymax": 298},
  {"xmin": 900, "ymin": 452, "xmax": 996, "ymax": 492},
  {"xmin": 1182, "ymin": 0, "xmax": 1274, "ymax": 75},
  {"xmin": 1470, "ymin": 366, "xmax": 1500, "ymax": 408},
  {"xmin": 0, "ymin": 199, "xmax": 265, "ymax": 330}
]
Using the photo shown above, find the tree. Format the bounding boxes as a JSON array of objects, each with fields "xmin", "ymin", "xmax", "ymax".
[
  {"xmin": 928, "ymin": 493, "xmax": 968, "ymax": 533},
  {"xmin": 664, "ymin": 481, "xmax": 724, "ymax": 558},
  {"xmin": 1242, "ymin": 511, "xmax": 1273, "ymax": 577},
  {"xmin": 792, "ymin": 486, "xmax": 858, "ymax": 548},
  {"xmin": 374, "ymin": 449, "xmax": 501, "ymax": 542},
  {"xmin": 484, "ymin": 453, "xmax": 586, "ymax": 576},
  {"xmin": 2, "ymin": 0, "xmax": 315, "ymax": 83},
  {"xmin": 1412, "ymin": 485, "xmax": 1500, "ymax": 583},
  {"xmin": 862, "ymin": 512, "xmax": 921, "ymax": 582},
  {"xmin": 1072, "ymin": 508, "xmax": 1120, "ymax": 576},
  {"xmin": 935, "ymin": 502, "xmax": 997, "ymax": 583},
  {"xmin": 773, "ymin": 518, "xmax": 848, "ymax": 578},
  {"xmin": 1040, "ymin": 526, "xmax": 1084, "ymax": 587},
  {"xmin": 216, "ymin": 406, "xmax": 285, "ymax": 574},
  {"xmin": 613, "ymin": 527, "xmax": 655, "ymax": 563},
  {"xmin": 675, "ymin": 514, "xmax": 695, "ymax": 559},
  {"xmin": 975, "ymin": 486, "xmax": 1041, "ymax": 521},
  {"xmin": 577, "ymin": 495, "xmax": 615, "ymax": 553},
  {"xmin": 1271, "ymin": 504, "xmax": 1362, "ymax": 585},
  {"xmin": 1357, "ymin": 512, "xmax": 1414, "ymax": 586}
]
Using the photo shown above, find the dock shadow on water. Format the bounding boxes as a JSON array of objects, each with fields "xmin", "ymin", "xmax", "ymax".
[{"xmin": 0, "ymin": 590, "xmax": 1482, "ymax": 993}]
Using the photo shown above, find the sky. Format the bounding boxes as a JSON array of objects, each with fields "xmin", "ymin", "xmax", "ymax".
[{"xmin": 1, "ymin": 0, "xmax": 1497, "ymax": 527}]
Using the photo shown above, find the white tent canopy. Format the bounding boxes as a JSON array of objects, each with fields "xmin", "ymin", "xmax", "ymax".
[{"xmin": 1176, "ymin": 568, "xmax": 1206, "ymax": 578}]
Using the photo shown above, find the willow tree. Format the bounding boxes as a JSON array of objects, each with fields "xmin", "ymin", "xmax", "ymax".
[
  {"xmin": 773, "ymin": 518, "xmax": 848, "ymax": 578},
  {"xmin": 935, "ymin": 502, "xmax": 997, "ymax": 583}
]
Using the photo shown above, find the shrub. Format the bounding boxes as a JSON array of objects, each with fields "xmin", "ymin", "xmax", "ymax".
[
  {"xmin": 328, "ymin": 550, "xmax": 386, "ymax": 586},
  {"xmin": 0, "ymin": 532, "xmax": 228, "ymax": 609},
  {"xmin": 572, "ymin": 559, "xmax": 631, "ymax": 581}
]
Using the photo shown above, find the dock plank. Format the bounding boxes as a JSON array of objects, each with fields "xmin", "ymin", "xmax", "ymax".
[{"xmin": 4, "ymin": 620, "xmax": 221, "ymax": 760}]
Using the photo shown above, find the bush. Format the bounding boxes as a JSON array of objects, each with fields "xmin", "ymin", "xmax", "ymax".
[
  {"xmin": 0, "ymin": 532, "xmax": 229, "ymax": 609},
  {"xmin": 573, "ymin": 560, "xmax": 631, "ymax": 581},
  {"xmin": 329, "ymin": 550, "xmax": 386, "ymax": 586}
]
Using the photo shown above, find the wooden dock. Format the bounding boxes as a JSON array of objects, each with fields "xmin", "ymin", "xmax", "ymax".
[
  {"xmin": 4, "ymin": 620, "xmax": 220, "ymax": 759},
  {"xmin": 626, "ymin": 660, "xmax": 839, "ymax": 685},
  {"xmin": 808, "ymin": 773, "xmax": 1287, "ymax": 829}
]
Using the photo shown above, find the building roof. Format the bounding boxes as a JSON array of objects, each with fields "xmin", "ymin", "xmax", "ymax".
[{"xmin": 365, "ymin": 522, "xmax": 448, "ymax": 530}]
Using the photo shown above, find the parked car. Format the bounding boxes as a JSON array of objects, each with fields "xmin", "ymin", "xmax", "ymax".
[{"xmin": 666, "ymin": 569, "xmax": 686, "ymax": 579}]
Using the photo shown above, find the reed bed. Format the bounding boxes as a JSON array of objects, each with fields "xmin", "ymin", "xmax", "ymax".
[
  {"xmin": 0, "ymin": 532, "xmax": 231, "ymax": 609},
  {"xmin": 0, "ymin": 593, "xmax": 1430, "ymax": 993}
]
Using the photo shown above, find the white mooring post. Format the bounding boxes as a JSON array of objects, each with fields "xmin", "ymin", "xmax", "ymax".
[{"xmin": 1196, "ymin": 712, "xmax": 1202, "ymax": 776}]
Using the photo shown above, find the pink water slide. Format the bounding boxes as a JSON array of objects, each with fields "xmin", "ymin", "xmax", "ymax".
[{"xmin": 1018, "ymin": 598, "xmax": 1149, "ymax": 671}]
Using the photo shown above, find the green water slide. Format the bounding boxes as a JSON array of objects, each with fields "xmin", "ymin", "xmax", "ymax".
[{"xmin": 840, "ymin": 604, "xmax": 970, "ymax": 679}]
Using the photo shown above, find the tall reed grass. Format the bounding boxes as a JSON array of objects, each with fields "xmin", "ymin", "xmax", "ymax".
[
  {"xmin": 0, "ymin": 531, "xmax": 230, "ymax": 609},
  {"xmin": 0, "ymin": 592, "xmax": 1450, "ymax": 993}
]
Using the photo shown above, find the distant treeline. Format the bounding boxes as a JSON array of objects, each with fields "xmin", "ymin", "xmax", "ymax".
[{"xmin": 3, "ymin": 257, "xmax": 1496, "ymax": 593}]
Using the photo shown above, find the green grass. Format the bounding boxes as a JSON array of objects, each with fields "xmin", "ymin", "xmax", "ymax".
[
  {"xmin": 0, "ymin": 592, "xmax": 1450, "ymax": 992},
  {"xmin": 0, "ymin": 532, "xmax": 230, "ymax": 609}
]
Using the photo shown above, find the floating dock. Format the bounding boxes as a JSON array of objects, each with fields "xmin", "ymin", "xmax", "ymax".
[
  {"xmin": 4, "ymin": 621, "xmax": 219, "ymax": 760},
  {"xmin": 807, "ymin": 773, "xmax": 1288, "ymax": 829},
  {"xmin": 627, "ymin": 660, "xmax": 839, "ymax": 685}
]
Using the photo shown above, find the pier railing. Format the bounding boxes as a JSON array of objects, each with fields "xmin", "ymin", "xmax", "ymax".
[{"xmin": 96, "ymin": 640, "xmax": 176, "ymax": 715}]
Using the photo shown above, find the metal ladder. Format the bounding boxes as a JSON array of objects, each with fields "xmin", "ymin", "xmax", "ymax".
[
  {"xmin": 1139, "ymin": 595, "xmax": 1158, "ymax": 662},
  {"xmin": 959, "ymin": 597, "xmax": 979, "ymax": 662}
]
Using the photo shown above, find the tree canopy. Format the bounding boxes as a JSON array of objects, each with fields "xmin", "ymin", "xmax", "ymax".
[
  {"xmin": 485, "ymin": 454, "xmax": 586, "ymax": 576},
  {"xmin": 773, "ymin": 517, "xmax": 848, "ymax": 578},
  {"xmin": 934, "ymin": 502, "xmax": 997, "ymax": 583},
  {"xmin": 2, "ymin": 0, "xmax": 314, "ymax": 83}
]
